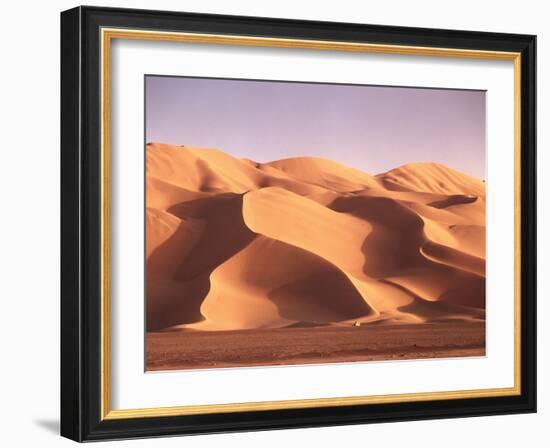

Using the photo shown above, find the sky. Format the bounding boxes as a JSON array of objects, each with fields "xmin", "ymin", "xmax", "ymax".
[{"xmin": 145, "ymin": 76, "xmax": 486, "ymax": 178}]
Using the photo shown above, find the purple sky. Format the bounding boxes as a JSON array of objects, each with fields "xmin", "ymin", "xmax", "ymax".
[{"xmin": 145, "ymin": 76, "xmax": 486, "ymax": 178}]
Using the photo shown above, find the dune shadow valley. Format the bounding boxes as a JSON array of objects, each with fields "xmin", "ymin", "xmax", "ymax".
[{"xmin": 145, "ymin": 142, "xmax": 486, "ymax": 371}]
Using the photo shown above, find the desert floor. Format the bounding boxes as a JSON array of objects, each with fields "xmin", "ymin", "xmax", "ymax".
[{"xmin": 146, "ymin": 321, "xmax": 485, "ymax": 371}]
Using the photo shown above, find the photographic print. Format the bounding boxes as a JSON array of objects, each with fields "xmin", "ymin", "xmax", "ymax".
[
  {"xmin": 61, "ymin": 9, "xmax": 536, "ymax": 440},
  {"xmin": 145, "ymin": 75, "xmax": 486, "ymax": 372}
]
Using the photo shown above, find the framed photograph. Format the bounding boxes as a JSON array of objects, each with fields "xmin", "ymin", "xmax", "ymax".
[{"xmin": 60, "ymin": 6, "xmax": 536, "ymax": 442}]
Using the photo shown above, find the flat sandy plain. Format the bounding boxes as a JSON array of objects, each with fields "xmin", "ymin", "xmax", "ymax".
[
  {"xmin": 146, "ymin": 322, "xmax": 485, "ymax": 371},
  {"xmin": 145, "ymin": 143, "xmax": 486, "ymax": 371}
]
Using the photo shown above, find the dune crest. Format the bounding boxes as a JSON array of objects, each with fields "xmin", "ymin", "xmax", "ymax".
[{"xmin": 146, "ymin": 143, "xmax": 486, "ymax": 331}]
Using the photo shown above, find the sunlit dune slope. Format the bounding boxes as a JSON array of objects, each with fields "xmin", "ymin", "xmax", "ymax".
[{"xmin": 145, "ymin": 143, "xmax": 486, "ymax": 331}]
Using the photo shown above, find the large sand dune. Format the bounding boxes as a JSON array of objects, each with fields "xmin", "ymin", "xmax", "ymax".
[{"xmin": 146, "ymin": 143, "xmax": 486, "ymax": 332}]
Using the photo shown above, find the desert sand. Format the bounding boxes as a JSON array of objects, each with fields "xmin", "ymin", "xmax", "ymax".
[{"xmin": 145, "ymin": 142, "xmax": 486, "ymax": 370}]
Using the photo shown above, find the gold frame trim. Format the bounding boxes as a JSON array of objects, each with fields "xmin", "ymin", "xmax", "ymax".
[{"xmin": 100, "ymin": 28, "xmax": 522, "ymax": 421}]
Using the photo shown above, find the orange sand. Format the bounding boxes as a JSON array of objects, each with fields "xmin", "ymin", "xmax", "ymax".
[{"xmin": 146, "ymin": 143, "xmax": 486, "ymax": 333}]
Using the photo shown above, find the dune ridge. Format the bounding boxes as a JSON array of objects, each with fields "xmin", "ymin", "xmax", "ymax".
[{"xmin": 146, "ymin": 143, "xmax": 486, "ymax": 331}]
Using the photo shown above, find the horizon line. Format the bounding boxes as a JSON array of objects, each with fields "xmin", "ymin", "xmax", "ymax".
[{"xmin": 145, "ymin": 141, "xmax": 485, "ymax": 181}]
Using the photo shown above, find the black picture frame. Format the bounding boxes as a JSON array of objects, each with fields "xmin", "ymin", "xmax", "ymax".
[{"xmin": 61, "ymin": 5, "xmax": 536, "ymax": 442}]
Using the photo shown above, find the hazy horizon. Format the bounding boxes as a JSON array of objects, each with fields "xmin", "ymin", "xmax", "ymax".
[{"xmin": 145, "ymin": 76, "xmax": 486, "ymax": 178}]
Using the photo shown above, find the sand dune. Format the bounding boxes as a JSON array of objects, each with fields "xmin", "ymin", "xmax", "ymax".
[
  {"xmin": 146, "ymin": 143, "xmax": 486, "ymax": 331},
  {"xmin": 376, "ymin": 162, "xmax": 485, "ymax": 196},
  {"xmin": 261, "ymin": 157, "xmax": 381, "ymax": 192}
]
